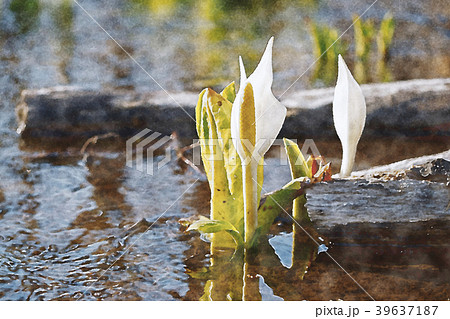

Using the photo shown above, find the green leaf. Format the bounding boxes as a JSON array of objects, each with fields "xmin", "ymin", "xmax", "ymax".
[
  {"xmin": 220, "ymin": 81, "xmax": 236, "ymax": 103},
  {"xmin": 206, "ymin": 88, "xmax": 243, "ymax": 204},
  {"xmin": 283, "ymin": 138, "xmax": 311, "ymax": 179},
  {"xmin": 187, "ymin": 217, "xmax": 244, "ymax": 247},
  {"xmin": 195, "ymin": 86, "xmax": 265, "ymax": 248},
  {"xmin": 195, "ymin": 88, "xmax": 245, "ymax": 246},
  {"xmin": 256, "ymin": 178, "xmax": 308, "ymax": 241},
  {"xmin": 283, "ymin": 138, "xmax": 312, "ymax": 223}
]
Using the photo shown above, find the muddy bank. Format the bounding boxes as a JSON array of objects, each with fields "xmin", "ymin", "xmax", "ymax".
[{"xmin": 16, "ymin": 78, "xmax": 450, "ymax": 141}]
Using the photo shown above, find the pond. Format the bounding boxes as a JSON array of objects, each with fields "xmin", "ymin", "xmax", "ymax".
[
  {"xmin": 0, "ymin": 0, "xmax": 449, "ymax": 300},
  {"xmin": 0, "ymin": 146, "xmax": 448, "ymax": 300}
]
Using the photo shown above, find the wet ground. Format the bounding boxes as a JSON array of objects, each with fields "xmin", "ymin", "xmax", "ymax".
[{"xmin": 0, "ymin": 0, "xmax": 449, "ymax": 300}]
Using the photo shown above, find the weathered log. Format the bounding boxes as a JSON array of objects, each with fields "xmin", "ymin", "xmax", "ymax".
[
  {"xmin": 16, "ymin": 78, "xmax": 450, "ymax": 140},
  {"xmin": 349, "ymin": 149, "xmax": 450, "ymax": 182},
  {"xmin": 281, "ymin": 78, "xmax": 450, "ymax": 137},
  {"xmin": 16, "ymin": 87, "xmax": 198, "ymax": 139}
]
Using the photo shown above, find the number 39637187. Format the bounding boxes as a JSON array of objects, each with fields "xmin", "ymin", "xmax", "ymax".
[{"xmin": 376, "ymin": 305, "xmax": 438, "ymax": 316}]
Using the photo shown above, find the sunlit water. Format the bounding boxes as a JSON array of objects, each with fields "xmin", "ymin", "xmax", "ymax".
[{"xmin": 0, "ymin": 0, "xmax": 449, "ymax": 300}]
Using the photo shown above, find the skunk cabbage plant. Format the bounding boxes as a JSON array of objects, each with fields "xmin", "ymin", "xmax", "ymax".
[
  {"xmin": 230, "ymin": 37, "xmax": 287, "ymax": 243},
  {"xmin": 333, "ymin": 55, "xmax": 366, "ymax": 177},
  {"xmin": 189, "ymin": 38, "xmax": 331, "ymax": 251}
]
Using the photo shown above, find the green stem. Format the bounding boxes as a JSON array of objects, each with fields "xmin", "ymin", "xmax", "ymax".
[{"xmin": 243, "ymin": 158, "xmax": 258, "ymax": 245}]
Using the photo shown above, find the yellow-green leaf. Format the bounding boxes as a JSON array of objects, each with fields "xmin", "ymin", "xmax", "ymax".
[
  {"xmin": 187, "ymin": 217, "xmax": 244, "ymax": 247},
  {"xmin": 255, "ymin": 178, "xmax": 308, "ymax": 245},
  {"xmin": 283, "ymin": 138, "xmax": 311, "ymax": 179},
  {"xmin": 220, "ymin": 81, "xmax": 236, "ymax": 103}
]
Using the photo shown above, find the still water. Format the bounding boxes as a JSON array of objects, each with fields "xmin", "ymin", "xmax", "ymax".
[{"xmin": 0, "ymin": 0, "xmax": 449, "ymax": 300}]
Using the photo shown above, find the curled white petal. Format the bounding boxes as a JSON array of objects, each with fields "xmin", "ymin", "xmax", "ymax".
[
  {"xmin": 231, "ymin": 37, "xmax": 287, "ymax": 162},
  {"xmin": 230, "ymin": 84, "xmax": 247, "ymax": 161},
  {"xmin": 333, "ymin": 55, "xmax": 366, "ymax": 177}
]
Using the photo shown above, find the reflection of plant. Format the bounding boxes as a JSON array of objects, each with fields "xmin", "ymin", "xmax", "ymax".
[
  {"xmin": 309, "ymin": 21, "xmax": 348, "ymax": 85},
  {"xmin": 187, "ymin": 224, "xmax": 320, "ymax": 300},
  {"xmin": 51, "ymin": 0, "xmax": 75, "ymax": 83},
  {"xmin": 9, "ymin": 0, "xmax": 41, "ymax": 34}
]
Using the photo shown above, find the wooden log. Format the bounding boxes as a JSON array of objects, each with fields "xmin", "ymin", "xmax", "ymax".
[{"xmin": 16, "ymin": 78, "xmax": 450, "ymax": 140}]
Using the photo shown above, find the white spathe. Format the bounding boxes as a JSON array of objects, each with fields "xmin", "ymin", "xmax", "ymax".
[
  {"xmin": 230, "ymin": 37, "xmax": 287, "ymax": 244},
  {"xmin": 333, "ymin": 55, "xmax": 367, "ymax": 177},
  {"xmin": 231, "ymin": 37, "xmax": 287, "ymax": 163}
]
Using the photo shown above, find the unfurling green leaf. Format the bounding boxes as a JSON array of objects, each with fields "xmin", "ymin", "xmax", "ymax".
[
  {"xmin": 187, "ymin": 217, "xmax": 244, "ymax": 248},
  {"xmin": 220, "ymin": 81, "xmax": 236, "ymax": 103},
  {"xmin": 283, "ymin": 138, "xmax": 312, "ymax": 222},
  {"xmin": 283, "ymin": 138, "xmax": 311, "ymax": 179},
  {"xmin": 256, "ymin": 178, "xmax": 309, "ymax": 240},
  {"xmin": 195, "ymin": 86, "xmax": 244, "ymax": 248}
]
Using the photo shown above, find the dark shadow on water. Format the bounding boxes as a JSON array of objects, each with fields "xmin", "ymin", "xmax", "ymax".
[{"xmin": 183, "ymin": 218, "xmax": 450, "ymax": 300}]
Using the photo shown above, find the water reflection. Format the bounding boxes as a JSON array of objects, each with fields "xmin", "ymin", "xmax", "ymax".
[
  {"xmin": 186, "ymin": 219, "xmax": 320, "ymax": 301},
  {"xmin": 50, "ymin": 0, "xmax": 75, "ymax": 83}
]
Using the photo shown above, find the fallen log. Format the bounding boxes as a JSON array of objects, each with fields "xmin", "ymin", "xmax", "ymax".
[
  {"xmin": 349, "ymin": 149, "xmax": 450, "ymax": 182},
  {"xmin": 16, "ymin": 78, "xmax": 450, "ymax": 140}
]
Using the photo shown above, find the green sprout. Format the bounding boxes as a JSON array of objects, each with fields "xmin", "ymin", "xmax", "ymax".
[
  {"xmin": 376, "ymin": 12, "xmax": 395, "ymax": 82},
  {"xmin": 353, "ymin": 15, "xmax": 376, "ymax": 83},
  {"xmin": 309, "ymin": 20, "xmax": 348, "ymax": 85}
]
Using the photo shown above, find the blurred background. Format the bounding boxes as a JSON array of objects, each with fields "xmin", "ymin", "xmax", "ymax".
[{"xmin": 1, "ymin": 0, "xmax": 449, "ymax": 98}]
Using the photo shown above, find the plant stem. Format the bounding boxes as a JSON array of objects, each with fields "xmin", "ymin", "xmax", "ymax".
[
  {"xmin": 340, "ymin": 142, "xmax": 357, "ymax": 177},
  {"xmin": 243, "ymin": 158, "xmax": 258, "ymax": 244}
]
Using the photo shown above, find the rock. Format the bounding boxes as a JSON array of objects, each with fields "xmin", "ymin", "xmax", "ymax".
[
  {"xmin": 263, "ymin": 150, "xmax": 450, "ymax": 227},
  {"xmin": 16, "ymin": 78, "xmax": 450, "ymax": 140},
  {"xmin": 305, "ymin": 152, "xmax": 450, "ymax": 228}
]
